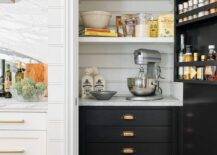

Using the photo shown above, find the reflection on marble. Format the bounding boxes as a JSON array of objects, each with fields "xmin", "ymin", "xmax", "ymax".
[{"xmin": 0, "ymin": 0, "xmax": 47, "ymax": 62}]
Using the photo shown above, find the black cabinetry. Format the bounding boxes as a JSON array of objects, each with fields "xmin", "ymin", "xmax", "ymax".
[{"xmin": 79, "ymin": 106, "xmax": 179, "ymax": 155}]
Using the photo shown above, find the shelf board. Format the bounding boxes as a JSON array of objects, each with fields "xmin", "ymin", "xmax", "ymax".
[
  {"xmin": 178, "ymin": 2, "xmax": 217, "ymax": 19},
  {"xmin": 175, "ymin": 61, "xmax": 217, "ymax": 67},
  {"xmin": 175, "ymin": 79, "xmax": 217, "ymax": 85},
  {"xmin": 176, "ymin": 12, "xmax": 217, "ymax": 27},
  {"xmin": 79, "ymin": 37, "xmax": 174, "ymax": 44}
]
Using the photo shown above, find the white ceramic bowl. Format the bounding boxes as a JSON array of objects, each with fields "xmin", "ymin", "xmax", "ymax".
[{"xmin": 81, "ymin": 11, "xmax": 112, "ymax": 29}]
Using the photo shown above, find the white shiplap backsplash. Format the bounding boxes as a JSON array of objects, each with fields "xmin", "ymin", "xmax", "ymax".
[{"xmin": 79, "ymin": 44, "xmax": 174, "ymax": 96}]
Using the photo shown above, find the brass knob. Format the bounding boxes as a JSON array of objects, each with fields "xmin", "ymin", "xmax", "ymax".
[
  {"xmin": 122, "ymin": 147, "xmax": 135, "ymax": 154},
  {"xmin": 122, "ymin": 131, "xmax": 135, "ymax": 137},
  {"xmin": 122, "ymin": 114, "xmax": 135, "ymax": 120}
]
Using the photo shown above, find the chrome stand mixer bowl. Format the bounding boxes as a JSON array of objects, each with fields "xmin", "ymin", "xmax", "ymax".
[{"xmin": 127, "ymin": 48, "xmax": 163, "ymax": 101}]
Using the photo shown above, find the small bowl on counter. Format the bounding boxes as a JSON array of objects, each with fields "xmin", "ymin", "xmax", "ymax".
[{"xmin": 90, "ymin": 91, "xmax": 117, "ymax": 100}]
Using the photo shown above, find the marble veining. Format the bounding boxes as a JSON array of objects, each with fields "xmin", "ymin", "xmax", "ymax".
[
  {"xmin": 0, "ymin": 98, "xmax": 48, "ymax": 112},
  {"xmin": 79, "ymin": 96, "xmax": 183, "ymax": 106},
  {"xmin": 0, "ymin": 0, "xmax": 47, "ymax": 62}
]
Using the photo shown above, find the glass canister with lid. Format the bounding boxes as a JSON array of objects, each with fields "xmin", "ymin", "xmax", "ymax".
[{"xmin": 135, "ymin": 13, "xmax": 147, "ymax": 37}]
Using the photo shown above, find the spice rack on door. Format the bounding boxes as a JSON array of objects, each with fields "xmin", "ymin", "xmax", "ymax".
[{"xmin": 174, "ymin": 0, "xmax": 217, "ymax": 85}]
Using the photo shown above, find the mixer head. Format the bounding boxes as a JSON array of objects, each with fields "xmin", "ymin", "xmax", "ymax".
[{"xmin": 134, "ymin": 48, "xmax": 161, "ymax": 65}]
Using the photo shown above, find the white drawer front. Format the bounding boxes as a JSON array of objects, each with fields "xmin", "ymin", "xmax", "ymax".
[
  {"xmin": 0, "ymin": 113, "xmax": 47, "ymax": 130},
  {"xmin": 0, "ymin": 131, "xmax": 46, "ymax": 155}
]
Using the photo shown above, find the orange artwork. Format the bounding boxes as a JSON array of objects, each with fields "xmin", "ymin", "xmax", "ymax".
[{"xmin": 24, "ymin": 63, "xmax": 48, "ymax": 85}]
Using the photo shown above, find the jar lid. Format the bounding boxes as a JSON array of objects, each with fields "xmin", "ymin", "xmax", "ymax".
[
  {"xmin": 178, "ymin": 4, "xmax": 184, "ymax": 10},
  {"xmin": 193, "ymin": 0, "xmax": 198, "ymax": 4},
  {"xmin": 209, "ymin": 45, "xmax": 215, "ymax": 49},
  {"xmin": 183, "ymin": 2, "xmax": 189, "ymax": 8},
  {"xmin": 198, "ymin": 0, "xmax": 205, "ymax": 3},
  {"xmin": 188, "ymin": 0, "xmax": 193, "ymax": 6}
]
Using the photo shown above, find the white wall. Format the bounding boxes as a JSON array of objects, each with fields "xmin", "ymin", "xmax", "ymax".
[{"xmin": 0, "ymin": 0, "xmax": 66, "ymax": 154}]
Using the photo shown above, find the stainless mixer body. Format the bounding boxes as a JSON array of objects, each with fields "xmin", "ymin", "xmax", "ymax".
[{"xmin": 127, "ymin": 48, "xmax": 163, "ymax": 98}]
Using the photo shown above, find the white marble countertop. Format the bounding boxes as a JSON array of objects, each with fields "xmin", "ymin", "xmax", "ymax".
[
  {"xmin": 79, "ymin": 96, "xmax": 182, "ymax": 107},
  {"xmin": 0, "ymin": 99, "xmax": 48, "ymax": 112}
]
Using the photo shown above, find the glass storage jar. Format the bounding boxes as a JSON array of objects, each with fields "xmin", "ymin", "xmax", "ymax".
[
  {"xmin": 193, "ymin": 0, "xmax": 198, "ymax": 9},
  {"xmin": 148, "ymin": 16, "xmax": 158, "ymax": 37},
  {"xmin": 135, "ymin": 13, "xmax": 147, "ymax": 37}
]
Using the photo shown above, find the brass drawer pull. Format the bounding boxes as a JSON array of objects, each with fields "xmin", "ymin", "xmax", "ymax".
[
  {"xmin": 122, "ymin": 147, "xmax": 135, "ymax": 154},
  {"xmin": 122, "ymin": 114, "xmax": 135, "ymax": 120},
  {"xmin": 122, "ymin": 131, "xmax": 135, "ymax": 137},
  {"xmin": 0, "ymin": 119, "xmax": 25, "ymax": 124},
  {"xmin": 0, "ymin": 149, "xmax": 25, "ymax": 153}
]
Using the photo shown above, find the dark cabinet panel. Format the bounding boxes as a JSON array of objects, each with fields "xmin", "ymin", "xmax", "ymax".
[
  {"xmin": 84, "ymin": 109, "xmax": 172, "ymax": 126},
  {"xmin": 79, "ymin": 106, "xmax": 179, "ymax": 155},
  {"xmin": 86, "ymin": 143, "xmax": 172, "ymax": 155},
  {"xmin": 87, "ymin": 126, "xmax": 172, "ymax": 142}
]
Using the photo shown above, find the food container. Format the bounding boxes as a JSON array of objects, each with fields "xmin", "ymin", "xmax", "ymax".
[
  {"xmin": 123, "ymin": 14, "xmax": 136, "ymax": 37},
  {"xmin": 135, "ymin": 13, "xmax": 147, "ymax": 37},
  {"xmin": 81, "ymin": 11, "xmax": 112, "ymax": 29}
]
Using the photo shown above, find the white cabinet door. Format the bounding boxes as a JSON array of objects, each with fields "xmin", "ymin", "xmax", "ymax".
[
  {"xmin": 0, "ymin": 113, "xmax": 47, "ymax": 131},
  {"xmin": 0, "ymin": 131, "xmax": 46, "ymax": 155}
]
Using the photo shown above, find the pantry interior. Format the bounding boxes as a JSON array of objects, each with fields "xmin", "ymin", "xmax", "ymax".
[{"xmin": 78, "ymin": 0, "xmax": 182, "ymax": 99}]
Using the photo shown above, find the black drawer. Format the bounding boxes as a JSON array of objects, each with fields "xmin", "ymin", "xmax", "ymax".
[
  {"xmin": 83, "ymin": 108, "xmax": 172, "ymax": 126},
  {"xmin": 85, "ymin": 143, "xmax": 172, "ymax": 155},
  {"xmin": 87, "ymin": 126, "xmax": 172, "ymax": 142}
]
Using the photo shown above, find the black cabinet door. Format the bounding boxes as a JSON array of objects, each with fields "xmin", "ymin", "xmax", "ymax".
[
  {"xmin": 86, "ymin": 143, "xmax": 172, "ymax": 155},
  {"xmin": 84, "ymin": 108, "xmax": 172, "ymax": 126},
  {"xmin": 183, "ymin": 84, "xmax": 217, "ymax": 155}
]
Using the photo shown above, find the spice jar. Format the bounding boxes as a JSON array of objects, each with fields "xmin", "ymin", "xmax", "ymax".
[
  {"xmin": 204, "ymin": 0, "xmax": 209, "ymax": 5},
  {"xmin": 197, "ymin": 67, "xmax": 204, "ymax": 80},
  {"xmin": 201, "ymin": 55, "xmax": 207, "ymax": 61},
  {"xmin": 193, "ymin": 0, "xmax": 198, "ymax": 9},
  {"xmin": 198, "ymin": 0, "xmax": 205, "ymax": 7},
  {"xmin": 204, "ymin": 10, "xmax": 209, "ymax": 15},
  {"xmin": 210, "ymin": 0, "xmax": 217, "ymax": 3},
  {"xmin": 135, "ymin": 13, "xmax": 147, "ymax": 37},
  {"xmin": 190, "ymin": 66, "xmax": 197, "ymax": 79},
  {"xmin": 184, "ymin": 67, "xmax": 191, "ymax": 80},
  {"xmin": 193, "ymin": 52, "xmax": 199, "ymax": 61},
  {"xmin": 193, "ymin": 14, "xmax": 198, "ymax": 19},
  {"xmin": 178, "ymin": 67, "xmax": 184, "ymax": 80},
  {"xmin": 205, "ymin": 66, "xmax": 217, "ymax": 81},
  {"xmin": 210, "ymin": 7, "xmax": 216, "ymax": 14},
  {"xmin": 188, "ymin": 15, "xmax": 193, "ymax": 20},
  {"xmin": 188, "ymin": 0, "xmax": 193, "ymax": 10},
  {"xmin": 179, "ymin": 4, "xmax": 184, "ymax": 14},
  {"xmin": 184, "ymin": 45, "xmax": 193, "ymax": 62},
  {"xmin": 149, "ymin": 16, "xmax": 158, "ymax": 37},
  {"xmin": 183, "ymin": 2, "xmax": 189, "ymax": 12},
  {"xmin": 183, "ymin": 17, "xmax": 188, "ymax": 21},
  {"xmin": 198, "ymin": 11, "xmax": 205, "ymax": 17}
]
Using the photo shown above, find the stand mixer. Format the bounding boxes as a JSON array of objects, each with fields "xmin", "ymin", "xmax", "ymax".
[{"xmin": 126, "ymin": 48, "xmax": 164, "ymax": 101}]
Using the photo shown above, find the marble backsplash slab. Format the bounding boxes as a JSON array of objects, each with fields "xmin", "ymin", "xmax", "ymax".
[{"xmin": 0, "ymin": 0, "xmax": 48, "ymax": 62}]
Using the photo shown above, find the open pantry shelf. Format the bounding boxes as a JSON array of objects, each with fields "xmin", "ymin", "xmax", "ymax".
[
  {"xmin": 178, "ymin": 2, "xmax": 217, "ymax": 19},
  {"xmin": 175, "ymin": 79, "xmax": 217, "ymax": 85},
  {"xmin": 175, "ymin": 61, "xmax": 217, "ymax": 67},
  {"xmin": 177, "ymin": 12, "xmax": 217, "ymax": 27},
  {"xmin": 79, "ymin": 37, "xmax": 174, "ymax": 44}
]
